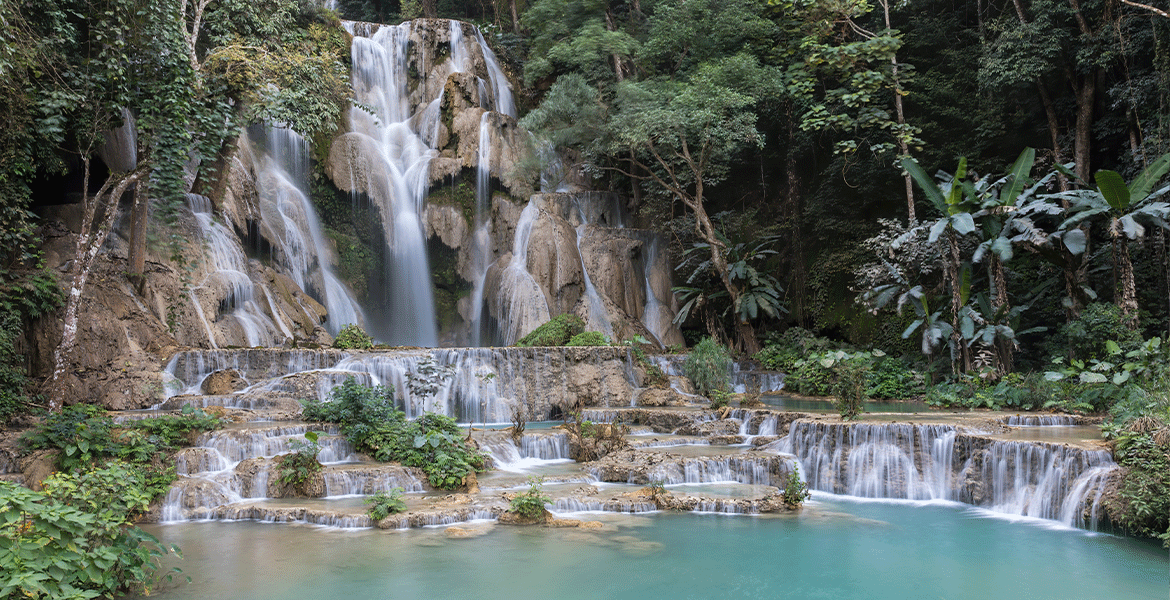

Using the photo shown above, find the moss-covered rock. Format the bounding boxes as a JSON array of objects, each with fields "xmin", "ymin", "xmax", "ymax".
[{"xmin": 516, "ymin": 314, "xmax": 585, "ymax": 346}]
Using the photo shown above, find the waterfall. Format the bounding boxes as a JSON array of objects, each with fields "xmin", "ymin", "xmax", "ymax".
[
  {"xmin": 573, "ymin": 198, "xmax": 615, "ymax": 338},
  {"xmin": 491, "ymin": 202, "xmax": 551, "ymax": 345},
  {"xmin": 253, "ymin": 126, "xmax": 366, "ymax": 336},
  {"xmin": 348, "ymin": 24, "xmax": 439, "ymax": 346},
  {"xmin": 778, "ymin": 420, "xmax": 1116, "ymax": 528},
  {"xmin": 468, "ymin": 113, "xmax": 494, "ymax": 346},
  {"xmin": 186, "ymin": 194, "xmax": 280, "ymax": 348}
]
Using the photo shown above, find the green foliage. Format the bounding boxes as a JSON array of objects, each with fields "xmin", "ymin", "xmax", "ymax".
[
  {"xmin": 566, "ymin": 331, "xmax": 610, "ymax": 346},
  {"xmin": 302, "ymin": 379, "xmax": 486, "ymax": 489},
  {"xmin": 779, "ymin": 466, "xmax": 811, "ymax": 509},
  {"xmin": 709, "ymin": 389, "xmax": 732, "ymax": 410},
  {"xmin": 301, "ymin": 378, "xmax": 400, "ymax": 450},
  {"xmin": 21, "ymin": 405, "xmax": 220, "ymax": 475},
  {"xmin": 1060, "ymin": 303, "xmax": 1143, "ymax": 360},
  {"xmin": 277, "ymin": 431, "xmax": 322, "ymax": 490},
  {"xmin": 754, "ymin": 328, "xmax": 832, "ymax": 372},
  {"xmin": 364, "ymin": 488, "xmax": 406, "ymax": 521},
  {"xmin": 515, "ymin": 314, "xmax": 585, "ymax": 347},
  {"xmin": 866, "ymin": 356, "xmax": 925, "ymax": 400},
  {"xmin": 830, "ymin": 355, "xmax": 871, "ymax": 420},
  {"xmin": 509, "ymin": 477, "xmax": 552, "ymax": 519},
  {"xmin": 0, "ymin": 465, "xmax": 181, "ymax": 599},
  {"xmin": 333, "ymin": 323, "xmax": 374, "ymax": 349},
  {"xmin": 1105, "ymin": 412, "xmax": 1170, "ymax": 547},
  {"xmin": 682, "ymin": 337, "xmax": 733, "ymax": 399}
]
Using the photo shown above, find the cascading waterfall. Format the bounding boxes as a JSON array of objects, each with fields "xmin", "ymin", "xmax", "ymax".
[
  {"xmin": 490, "ymin": 202, "xmax": 551, "ymax": 345},
  {"xmin": 777, "ymin": 419, "xmax": 1116, "ymax": 528},
  {"xmin": 468, "ymin": 112, "xmax": 495, "ymax": 346},
  {"xmin": 348, "ymin": 24, "xmax": 439, "ymax": 346},
  {"xmin": 186, "ymin": 194, "xmax": 280, "ymax": 348},
  {"xmin": 342, "ymin": 20, "xmax": 519, "ymax": 346},
  {"xmin": 162, "ymin": 346, "xmax": 635, "ymax": 424},
  {"xmin": 573, "ymin": 199, "xmax": 615, "ymax": 338},
  {"xmin": 253, "ymin": 126, "xmax": 366, "ymax": 336}
]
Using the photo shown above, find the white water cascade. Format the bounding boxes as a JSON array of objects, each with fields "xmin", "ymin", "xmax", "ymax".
[
  {"xmin": 778, "ymin": 420, "xmax": 1116, "ymax": 528},
  {"xmin": 341, "ymin": 20, "xmax": 518, "ymax": 346},
  {"xmin": 347, "ymin": 24, "xmax": 439, "ymax": 345},
  {"xmin": 487, "ymin": 202, "xmax": 551, "ymax": 345},
  {"xmin": 253, "ymin": 127, "xmax": 366, "ymax": 336},
  {"xmin": 186, "ymin": 194, "xmax": 281, "ymax": 348}
]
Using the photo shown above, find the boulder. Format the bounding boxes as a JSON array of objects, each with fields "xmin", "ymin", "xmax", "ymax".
[{"xmin": 201, "ymin": 369, "xmax": 245, "ymax": 395}]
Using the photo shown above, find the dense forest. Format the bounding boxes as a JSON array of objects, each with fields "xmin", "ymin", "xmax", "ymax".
[{"xmin": 1, "ymin": 0, "xmax": 1169, "ymax": 546}]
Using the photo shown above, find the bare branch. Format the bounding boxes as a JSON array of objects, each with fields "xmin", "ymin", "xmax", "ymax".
[{"xmin": 1121, "ymin": 0, "xmax": 1170, "ymax": 18}]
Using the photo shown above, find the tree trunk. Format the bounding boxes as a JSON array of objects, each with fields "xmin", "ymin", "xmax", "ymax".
[
  {"xmin": 947, "ymin": 229, "xmax": 970, "ymax": 374},
  {"xmin": 127, "ymin": 180, "xmax": 149, "ymax": 294},
  {"xmin": 880, "ymin": 0, "xmax": 915, "ymax": 223},
  {"xmin": 509, "ymin": 0, "xmax": 520, "ymax": 32},
  {"xmin": 989, "ymin": 255, "xmax": 1013, "ymax": 374},
  {"xmin": 46, "ymin": 166, "xmax": 145, "ymax": 410},
  {"xmin": 192, "ymin": 132, "xmax": 241, "ymax": 210},
  {"xmin": 1073, "ymin": 72, "xmax": 1096, "ymax": 182},
  {"xmin": 1116, "ymin": 236, "xmax": 1139, "ymax": 328}
]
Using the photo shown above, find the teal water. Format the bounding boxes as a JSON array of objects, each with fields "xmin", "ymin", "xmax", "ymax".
[{"xmin": 139, "ymin": 498, "xmax": 1168, "ymax": 600}]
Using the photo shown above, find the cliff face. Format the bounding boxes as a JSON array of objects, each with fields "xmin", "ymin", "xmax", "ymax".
[{"xmin": 30, "ymin": 18, "xmax": 680, "ymax": 410}]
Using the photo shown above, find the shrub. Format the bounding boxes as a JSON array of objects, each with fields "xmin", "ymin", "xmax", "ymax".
[
  {"xmin": 865, "ymin": 356, "xmax": 924, "ymax": 400},
  {"xmin": 831, "ymin": 357, "xmax": 870, "ymax": 420},
  {"xmin": 515, "ymin": 314, "xmax": 585, "ymax": 346},
  {"xmin": 302, "ymin": 379, "xmax": 485, "ymax": 489},
  {"xmin": 754, "ymin": 328, "xmax": 831, "ymax": 372},
  {"xmin": 301, "ymin": 378, "xmax": 401, "ymax": 449},
  {"xmin": 1060, "ymin": 303, "xmax": 1142, "ymax": 360},
  {"xmin": 22, "ymin": 405, "xmax": 219, "ymax": 476},
  {"xmin": 509, "ymin": 477, "xmax": 551, "ymax": 519},
  {"xmin": 1104, "ymin": 416, "xmax": 1170, "ymax": 547},
  {"xmin": 779, "ymin": 465, "xmax": 811, "ymax": 508},
  {"xmin": 1, "ymin": 465, "xmax": 179, "ymax": 599},
  {"xmin": 683, "ymin": 336, "xmax": 732, "ymax": 399},
  {"xmin": 566, "ymin": 331, "xmax": 610, "ymax": 346},
  {"xmin": 365, "ymin": 488, "xmax": 407, "ymax": 520},
  {"xmin": 277, "ymin": 432, "xmax": 323, "ymax": 490},
  {"xmin": 334, "ymin": 323, "xmax": 373, "ymax": 349}
]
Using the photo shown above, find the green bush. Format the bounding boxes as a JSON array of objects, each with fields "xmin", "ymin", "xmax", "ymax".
[
  {"xmin": 0, "ymin": 464, "xmax": 179, "ymax": 599},
  {"xmin": 277, "ymin": 432, "xmax": 322, "ymax": 490},
  {"xmin": 301, "ymin": 378, "xmax": 401, "ymax": 450},
  {"xmin": 302, "ymin": 378, "xmax": 486, "ymax": 489},
  {"xmin": 831, "ymin": 357, "xmax": 870, "ymax": 420},
  {"xmin": 333, "ymin": 323, "xmax": 373, "ymax": 349},
  {"xmin": 779, "ymin": 465, "xmax": 811, "ymax": 508},
  {"xmin": 22, "ymin": 405, "xmax": 219, "ymax": 475},
  {"xmin": 754, "ymin": 328, "xmax": 832, "ymax": 372},
  {"xmin": 866, "ymin": 356, "xmax": 925, "ymax": 400},
  {"xmin": 509, "ymin": 477, "xmax": 552, "ymax": 519},
  {"xmin": 566, "ymin": 331, "xmax": 610, "ymax": 346},
  {"xmin": 365, "ymin": 488, "xmax": 407, "ymax": 520},
  {"xmin": 683, "ymin": 337, "xmax": 733, "ymax": 399},
  {"xmin": 515, "ymin": 314, "xmax": 585, "ymax": 346},
  {"xmin": 1060, "ymin": 303, "xmax": 1142, "ymax": 360}
]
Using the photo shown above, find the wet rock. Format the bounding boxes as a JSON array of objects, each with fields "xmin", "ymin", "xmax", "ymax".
[{"xmin": 201, "ymin": 369, "xmax": 245, "ymax": 395}]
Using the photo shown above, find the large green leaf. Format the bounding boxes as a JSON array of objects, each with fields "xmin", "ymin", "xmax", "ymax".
[
  {"xmin": 1095, "ymin": 170, "xmax": 1129, "ymax": 211},
  {"xmin": 1061, "ymin": 228, "xmax": 1087, "ymax": 255},
  {"xmin": 950, "ymin": 212, "xmax": 976, "ymax": 235},
  {"xmin": 1128, "ymin": 153, "xmax": 1170, "ymax": 203},
  {"xmin": 1000, "ymin": 147, "xmax": 1036, "ymax": 205},
  {"xmin": 902, "ymin": 157, "xmax": 946, "ymax": 215}
]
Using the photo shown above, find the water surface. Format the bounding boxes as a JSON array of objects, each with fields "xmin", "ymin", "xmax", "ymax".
[{"xmin": 140, "ymin": 497, "xmax": 1167, "ymax": 600}]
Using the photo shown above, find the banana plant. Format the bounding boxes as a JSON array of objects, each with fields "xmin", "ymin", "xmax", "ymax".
[
  {"xmin": 1052, "ymin": 153, "xmax": 1170, "ymax": 326},
  {"xmin": 901, "ymin": 156, "xmax": 984, "ymax": 373}
]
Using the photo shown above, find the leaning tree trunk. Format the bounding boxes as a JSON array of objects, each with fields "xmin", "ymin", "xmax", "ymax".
[
  {"xmin": 127, "ymin": 179, "xmax": 149, "ymax": 294},
  {"xmin": 46, "ymin": 165, "xmax": 145, "ymax": 410}
]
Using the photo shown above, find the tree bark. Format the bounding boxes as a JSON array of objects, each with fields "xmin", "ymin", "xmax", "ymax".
[
  {"xmin": 1116, "ymin": 236, "xmax": 1139, "ymax": 328},
  {"xmin": 46, "ymin": 165, "xmax": 145, "ymax": 410},
  {"xmin": 127, "ymin": 179, "xmax": 149, "ymax": 294}
]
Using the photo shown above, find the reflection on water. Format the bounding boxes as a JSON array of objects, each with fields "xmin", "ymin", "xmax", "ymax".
[{"xmin": 138, "ymin": 498, "xmax": 1167, "ymax": 600}]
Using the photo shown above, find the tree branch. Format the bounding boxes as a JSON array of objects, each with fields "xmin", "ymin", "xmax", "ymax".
[{"xmin": 1121, "ymin": 0, "xmax": 1170, "ymax": 18}]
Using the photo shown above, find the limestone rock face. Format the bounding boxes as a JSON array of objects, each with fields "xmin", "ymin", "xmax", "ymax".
[
  {"xmin": 525, "ymin": 206, "xmax": 584, "ymax": 317},
  {"xmin": 201, "ymin": 369, "xmax": 245, "ymax": 395}
]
